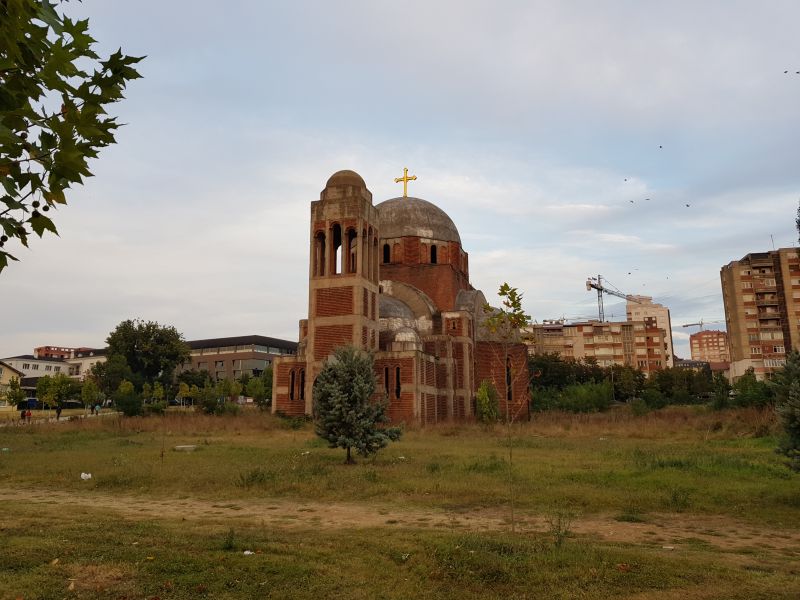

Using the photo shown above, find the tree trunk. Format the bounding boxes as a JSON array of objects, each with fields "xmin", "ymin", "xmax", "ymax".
[{"xmin": 345, "ymin": 446, "xmax": 355, "ymax": 464}]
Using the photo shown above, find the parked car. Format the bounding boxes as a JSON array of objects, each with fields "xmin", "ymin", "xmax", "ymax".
[{"xmin": 60, "ymin": 400, "xmax": 84, "ymax": 410}]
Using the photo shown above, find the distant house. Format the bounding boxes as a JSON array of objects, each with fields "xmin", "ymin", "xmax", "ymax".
[{"xmin": 0, "ymin": 360, "xmax": 25, "ymax": 404}]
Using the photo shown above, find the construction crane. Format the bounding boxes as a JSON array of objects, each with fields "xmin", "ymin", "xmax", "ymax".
[
  {"xmin": 585, "ymin": 275, "xmax": 639, "ymax": 322},
  {"xmin": 681, "ymin": 318, "xmax": 724, "ymax": 331}
]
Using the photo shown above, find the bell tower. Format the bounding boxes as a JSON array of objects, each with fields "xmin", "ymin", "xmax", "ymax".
[{"xmin": 302, "ymin": 170, "xmax": 380, "ymax": 412}]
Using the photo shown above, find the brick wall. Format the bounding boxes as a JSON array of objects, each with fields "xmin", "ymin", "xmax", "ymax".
[
  {"xmin": 373, "ymin": 356, "xmax": 415, "ymax": 423},
  {"xmin": 274, "ymin": 361, "xmax": 306, "ymax": 416},
  {"xmin": 475, "ymin": 341, "xmax": 530, "ymax": 421},
  {"xmin": 380, "ymin": 263, "xmax": 471, "ymax": 312},
  {"xmin": 314, "ymin": 324, "xmax": 353, "ymax": 360},
  {"xmin": 315, "ymin": 287, "xmax": 354, "ymax": 317}
]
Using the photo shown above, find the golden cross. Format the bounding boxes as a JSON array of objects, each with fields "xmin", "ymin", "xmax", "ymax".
[{"xmin": 394, "ymin": 167, "xmax": 417, "ymax": 197}]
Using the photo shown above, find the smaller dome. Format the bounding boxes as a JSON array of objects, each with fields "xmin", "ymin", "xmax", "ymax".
[
  {"xmin": 379, "ymin": 296, "xmax": 415, "ymax": 320},
  {"xmin": 326, "ymin": 170, "xmax": 365, "ymax": 188},
  {"xmin": 393, "ymin": 327, "xmax": 420, "ymax": 344}
]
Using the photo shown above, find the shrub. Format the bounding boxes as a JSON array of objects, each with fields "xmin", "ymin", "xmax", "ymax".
[
  {"xmin": 475, "ymin": 380, "xmax": 500, "ymax": 424},
  {"xmin": 532, "ymin": 382, "xmax": 612, "ymax": 413},
  {"xmin": 641, "ymin": 386, "xmax": 667, "ymax": 409},
  {"xmin": 630, "ymin": 398, "xmax": 650, "ymax": 416}
]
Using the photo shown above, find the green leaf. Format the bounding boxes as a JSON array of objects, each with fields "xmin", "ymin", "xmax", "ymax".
[{"xmin": 29, "ymin": 213, "xmax": 58, "ymax": 237}]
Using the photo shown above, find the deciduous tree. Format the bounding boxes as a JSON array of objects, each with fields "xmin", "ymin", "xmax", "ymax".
[
  {"xmin": 4, "ymin": 376, "xmax": 26, "ymax": 406},
  {"xmin": 0, "ymin": 0, "xmax": 143, "ymax": 272},
  {"xmin": 105, "ymin": 319, "xmax": 190, "ymax": 387}
]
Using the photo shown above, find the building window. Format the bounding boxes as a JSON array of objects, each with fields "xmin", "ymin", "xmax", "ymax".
[
  {"xmin": 431, "ymin": 244, "xmax": 437, "ymax": 264},
  {"xmin": 54, "ymin": 366, "xmax": 60, "ymax": 372},
  {"xmin": 384, "ymin": 367, "xmax": 390, "ymax": 396},
  {"xmin": 383, "ymin": 243, "xmax": 390, "ymax": 264},
  {"xmin": 32, "ymin": 364, "xmax": 39, "ymax": 370},
  {"xmin": 332, "ymin": 223, "xmax": 342, "ymax": 275},
  {"xmin": 22, "ymin": 363, "xmax": 30, "ymax": 369},
  {"xmin": 290, "ymin": 370, "xmax": 295, "ymax": 401},
  {"xmin": 347, "ymin": 229, "xmax": 357, "ymax": 273},
  {"xmin": 314, "ymin": 231, "xmax": 326, "ymax": 276},
  {"xmin": 300, "ymin": 369, "xmax": 306, "ymax": 400},
  {"xmin": 774, "ymin": 346, "xmax": 785, "ymax": 353},
  {"xmin": 395, "ymin": 366, "xmax": 401, "ymax": 399}
]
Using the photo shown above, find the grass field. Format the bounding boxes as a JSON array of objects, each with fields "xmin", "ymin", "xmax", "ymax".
[{"xmin": 1, "ymin": 407, "xmax": 798, "ymax": 599}]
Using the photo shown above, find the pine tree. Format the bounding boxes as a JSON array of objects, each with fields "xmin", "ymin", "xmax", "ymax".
[
  {"xmin": 773, "ymin": 351, "xmax": 800, "ymax": 471},
  {"xmin": 313, "ymin": 346, "xmax": 401, "ymax": 464}
]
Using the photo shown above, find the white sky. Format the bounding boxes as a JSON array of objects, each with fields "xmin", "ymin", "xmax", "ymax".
[{"xmin": 1, "ymin": 0, "xmax": 799, "ymax": 359}]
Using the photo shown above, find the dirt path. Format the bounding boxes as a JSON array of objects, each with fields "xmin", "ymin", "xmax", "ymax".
[{"xmin": 3, "ymin": 485, "xmax": 798, "ymax": 557}]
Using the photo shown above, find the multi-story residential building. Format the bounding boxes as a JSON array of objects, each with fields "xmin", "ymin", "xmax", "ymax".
[
  {"xmin": 68, "ymin": 348, "xmax": 108, "ymax": 379},
  {"xmin": 0, "ymin": 355, "xmax": 71, "ymax": 383},
  {"xmin": 689, "ymin": 330, "xmax": 730, "ymax": 363},
  {"xmin": 522, "ymin": 318, "xmax": 668, "ymax": 375},
  {"xmin": 178, "ymin": 335, "xmax": 298, "ymax": 381},
  {"xmin": 721, "ymin": 247, "xmax": 800, "ymax": 380},
  {"xmin": 627, "ymin": 296, "xmax": 674, "ymax": 367}
]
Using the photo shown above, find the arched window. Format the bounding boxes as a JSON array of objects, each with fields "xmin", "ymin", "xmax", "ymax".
[
  {"xmin": 289, "ymin": 370, "xmax": 295, "ymax": 401},
  {"xmin": 347, "ymin": 229, "xmax": 357, "ymax": 273},
  {"xmin": 384, "ymin": 367, "xmax": 390, "ymax": 396},
  {"xmin": 395, "ymin": 366, "xmax": 401, "ymax": 399},
  {"xmin": 431, "ymin": 245, "xmax": 437, "ymax": 264},
  {"xmin": 332, "ymin": 224, "xmax": 342, "ymax": 274},
  {"xmin": 314, "ymin": 231, "xmax": 326, "ymax": 276},
  {"xmin": 383, "ymin": 243, "xmax": 390, "ymax": 264},
  {"xmin": 372, "ymin": 236, "xmax": 378, "ymax": 280},
  {"xmin": 299, "ymin": 369, "xmax": 306, "ymax": 401}
]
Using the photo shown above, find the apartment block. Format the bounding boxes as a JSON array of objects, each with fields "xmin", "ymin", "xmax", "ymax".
[
  {"xmin": 689, "ymin": 330, "xmax": 730, "ymax": 363},
  {"xmin": 721, "ymin": 247, "xmax": 800, "ymax": 380},
  {"xmin": 627, "ymin": 296, "xmax": 674, "ymax": 367},
  {"xmin": 522, "ymin": 318, "xmax": 668, "ymax": 375}
]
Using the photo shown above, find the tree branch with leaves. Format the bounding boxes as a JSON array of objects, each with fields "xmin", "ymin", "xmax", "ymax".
[{"xmin": 0, "ymin": 0, "xmax": 143, "ymax": 272}]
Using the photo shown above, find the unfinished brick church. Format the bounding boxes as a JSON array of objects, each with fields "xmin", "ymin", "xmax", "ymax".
[{"xmin": 272, "ymin": 170, "xmax": 529, "ymax": 424}]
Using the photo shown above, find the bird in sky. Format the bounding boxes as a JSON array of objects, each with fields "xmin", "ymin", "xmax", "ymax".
[{"xmin": 686, "ymin": 203, "xmax": 691, "ymax": 207}]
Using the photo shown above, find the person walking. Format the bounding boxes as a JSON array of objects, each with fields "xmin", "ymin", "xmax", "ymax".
[
  {"xmin": 56, "ymin": 404, "xmax": 62, "ymax": 421},
  {"xmin": 25, "ymin": 409, "xmax": 32, "ymax": 423}
]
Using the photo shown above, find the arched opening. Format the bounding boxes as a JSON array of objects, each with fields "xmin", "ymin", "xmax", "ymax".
[
  {"xmin": 347, "ymin": 229, "xmax": 357, "ymax": 273},
  {"xmin": 384, "ymin": 366, "xmax": 390, "ymax": 396},
  {"xmin": 383, "ymin": 243, "xmax": 390, "ymax": 264},
  {"xmin": 299, "ymin": 369, "xmax": 305, "ymax": 401},
  {"xmin": 395, "ymin": 366, "xmax": 401, "ymax": 399},
  {"xmin": 361, "ymin": 228, "xmax": 367, "ymax": 275},
  {"xmin": 431, "ymin": 244, "xmax": 438, "ymax": 264},
  {"xmin": 289, "ymin": 370, "xmax": 295, "ymax": 401},
  {"xmin": 372, "ymin": 236, "xmax": 378, "ymax": 280},
  {"xmin": 314, "ymin": 231, "xmax": 326, "ymax": 276},
  {"xmin": 332, "ymin": 223, "xmax": 342, "ymax": 275}
]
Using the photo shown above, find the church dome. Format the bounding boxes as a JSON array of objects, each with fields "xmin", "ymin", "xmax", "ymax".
[
  {"xmin": 326, "ymin": 170, "xmax": 366, "ymax": 188},
  {"xmin": 375, "ymin": 197, "xmax": 461, "ymax": 244}
]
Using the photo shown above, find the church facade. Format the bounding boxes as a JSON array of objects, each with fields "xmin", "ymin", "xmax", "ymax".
[{"xmin": 271, "ymin": 170, "xmax": 529, "ymax": 425}]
